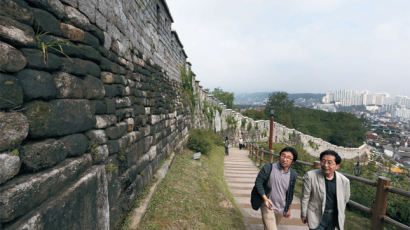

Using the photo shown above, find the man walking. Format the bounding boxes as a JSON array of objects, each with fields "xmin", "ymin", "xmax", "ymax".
[
  {"xmin": 251, "ymin": 147, "xmax": 298, "ymax": 230},
  {"xmin": 301, "ymin": 150, "xmax": 350, "ymax": 230}
]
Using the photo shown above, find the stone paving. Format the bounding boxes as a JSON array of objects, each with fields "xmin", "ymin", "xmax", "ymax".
[{"xmin": 224, "ymin": 148, "xmax": 309, "ymax": 230}]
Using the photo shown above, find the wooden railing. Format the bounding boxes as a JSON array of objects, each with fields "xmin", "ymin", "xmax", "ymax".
[{"xmin": 247, "ymin": 142, "xmax": 410, "ymax": 230}]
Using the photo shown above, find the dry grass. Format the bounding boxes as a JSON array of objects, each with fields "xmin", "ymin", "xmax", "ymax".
[{"xmin": 137, "ymin": 146, "xmax": 246, "ymax": 230}]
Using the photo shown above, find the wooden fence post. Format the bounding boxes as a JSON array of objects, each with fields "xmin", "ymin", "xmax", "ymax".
[
  {"xmin": 260, "ymin": 148, "xmax": 264, "ymax": 167},
  {"xmin": 370, "ymin": 177, "xmax": 391, "ymax": 230},
  {"xmin": 270, "ymin": 150, "xmax": 274, "ymax": 163}
]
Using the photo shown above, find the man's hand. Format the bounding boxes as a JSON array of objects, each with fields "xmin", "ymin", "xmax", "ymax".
[
  {"xmin": 284, "ymin": 210, "xmax": 291, "ymax": 218},
  {"xmin": 301, "ymin": 216, "xmax": 308, "ymax": 224},
  {"xmin": 262, "ymin": 195, "xmax": 273, "ymax": 210}
]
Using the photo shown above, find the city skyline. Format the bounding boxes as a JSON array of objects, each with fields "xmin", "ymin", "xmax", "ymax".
[{"xmin": 167, "ymin": 0, "xmax": 410, "ymax": 98}]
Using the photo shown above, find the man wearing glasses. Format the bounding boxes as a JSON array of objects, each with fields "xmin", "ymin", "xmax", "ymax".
[
  {"xmin": 301, "ymin": 150, "xmax": 350, "ymax": 230},
  {"xmin": 251, "ymin": 147, "xmax": 298, "ymax": 230}
]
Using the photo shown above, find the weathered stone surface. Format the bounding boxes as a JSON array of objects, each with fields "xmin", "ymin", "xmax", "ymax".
[
  {"xmin": 105, "ymin": 122, "xmax": 127, "ymax": 140},
  {"xmin": 84, "ymin": 31, "xmax": 100, "ymax": 48},
  {"xmin": 21, "ymin": 48, "xmax": 62, "ymax": 71},
  {"xmin": 32, "ymin": 8, "xmax": 63, "ymax": 37},
  {"xmin": 115, "ymin": 97, "xmax": 131, "ymax": 108},
  {"xmin": 103, "ymin": 31, "xmax": 111, "ymax": 50},
  {"xmin": 107, "ymin": 139, "xmax": 120, "ymax": 154},
  {"xmin": 83, "ymin": 75, "xmax": 105, "ymax": 99},
  {"xmin": 104, "ymin": 84, "xmax": 122, "ymax": 98},
  {"xmin": 86, "ymin": 129, "xmax": 107, "ymax": 144},
  {"xmin": 92, "ymin": 144, "xmax": 109, "ymax": 163},
  {"xmin": 23, "ymin": 99, "xmax": 95, "ymax": 138},
  {"xmin": 91, "ymin": 100, "xmax": 107, "ymax": 114},
  {"xmin": 64, "ymin": 5, "xmax": 91, "ymax": 29},
  {"xmin": 3, "ymin": 164, "xmax": 109, "ymax": 230},
  {"xmin": 125, "ymin": 117, "xmax": 134, "ymax": 131},
  {"xmin": 54, "ymin": 72, "xmax": 85, "ymax": 99},
  {"xmin": 0, "ymin": 112, "xmax": 29, "ymax": 152},
  {"xmin": 116, "ymin": 108, "xmax": 134, "ymax": 120},
  {"xmin": 60, "ymin": 0, "xmax": 77, "ymax": 7},
  {"xmin": 0, "ymin": 0, "xmax": 33, "ymax": 25},
  {"xmin": 61, "ymin": 58, "xmax": 100, "ymax": 77},
  {"xmin": 0, "ymin": 152, "xmax": 21, "ymax": 185},
  {"xmin": 78, "ymin": 0, "xmax": 97, "ymax": 23},
  {"xmin": 62, "ymin": 43, "xmax": 102, "ymax": 63},
  {"xmin": 59, "ymin": 134, "xmax": 88, "ymax": 157},
  {"xmin": 95, "ymin": 114, "xmax": 117, "ymax": 129},
  {"xmin": 95, "ymin": 10, "xmax": 107, "ymax": 30},
  {"xmin": 0, "ymin": 15, "xmax": 35, "ymax": 47},
  {"xmin": 0, "ymin": 74, "xmax": 24, "ymax": 109},
  {"xmin": 16, "ymin": 69, "xmax": 57, "ymax": 100},
  {"xmin": 100, "ymin": 57, "xmax": 123, "ymax": 74},
  {"xmin": 100, "ymin": 71, "xmax": 115, "ymax": 84},
  {"xmin": 25, "ymin": 0, "xmax": 65, "ymax": 19},
  {"xmin": 0, "ymin": 41, "xmax": 27, "ymax": 73},
  {"xmin": 20, "ymin": 138, "xmax": 68, "ymax": 171},
  {"xmin": 0, "ymin": 154, "xmax": 92, "ymax": 222},
  {"xmin": 60, "ymin": 23, "xmax": 85, "ymax": 41}
]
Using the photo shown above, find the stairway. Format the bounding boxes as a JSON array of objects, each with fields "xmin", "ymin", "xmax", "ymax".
[{"xmin": 224, "ymin": 148, "xmax": 309, "ymax": 230}]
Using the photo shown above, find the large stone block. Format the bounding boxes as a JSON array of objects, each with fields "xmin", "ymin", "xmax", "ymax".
[
  {"xmin": 25, "ymin": 0, "xmax": 65, "ymax": 19},
  {"xmin": 83, "ymin": 75, "xmax": 105, "ymax": 99},
  {"xmin": 78, "ymin": 0, "xmax": 97, "ymax": 23},
  {"xmin": 4, "ymin": 165, "xmax": 109, "ymax": 230},
  {"xmin": 0, "ymin": 15, "xmax": 35, "ymax": 47},
  {"xmin": 86, "ymin": 129, "xmax": 107, "ymax": 144},
  {"xmin": 32, "ymin": 8, "xmax": 63, "ymax": 37},
  {"xmin": 0, "ymin": 112, "xmax": 29, "ymax": 152},
  {"xmin": 16, "ymin": 69, "xmax": 57, "ymax": 100},
  {"xmin": 23, "ymin": 99, "xmax": 95, "ymax": 138},
  {"xmin": 20, "ymin": 138, "xmax": 68, "ymax": 172},
  {"xmin": 21, "ymin": 48, "xmax": 62, "ymax": 71},
  {"xmin": 0, "ymin": 154, "xmax": 92, "ymax": 223},
  {"xmin": 0, "ymin": 41, "xmax": 27, "ymax": 73},
  {"xmin": 0, "ymin": 0, "xmax": 33, "ymax": 25},
  {"xmin": 105, "ymin": 122, "xmax": 127, "ymax": 140},
  {"xmin": 92, "ymin": 144, "xmax": 109, "ymax": 164},
  {"xmin": 59, "ymin": 133, "xmax": 88, "ymax": 157},
  {"xmin": 54, "ymin": 72, "xmax": 84, "ymax": 99},
  {"xmin": 0, "ymin": 74, "xmax": 24, "ymax": 109},
  {"xmin": 0, "ymin": 152, "xmax": 21, "ymax": 185},
  {"xmin": 61, "ymin": 58, "xmax": 100, "ymax": 77}
]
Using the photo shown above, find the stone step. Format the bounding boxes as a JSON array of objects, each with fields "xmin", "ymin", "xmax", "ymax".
[{"xmin": 225, "ymin": 148, "xmax": 309, "ymax": 230}]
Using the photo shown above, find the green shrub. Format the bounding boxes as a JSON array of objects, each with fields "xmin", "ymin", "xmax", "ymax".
[{"xmin": 187, "ymin": 129, "xmax": 222, "ymax": 154}]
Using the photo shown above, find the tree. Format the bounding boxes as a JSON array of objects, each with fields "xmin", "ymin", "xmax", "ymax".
[
  {"xmin": 264, "ymin": 92, "xmax": 294, "ymax": 127},
  {"xmin": 243, "ymin": 109, "xmax": 268, "ymax": 120},
  {"xmin": 212, "ymin": 87, "xmax": 234, "ymax": 109}
]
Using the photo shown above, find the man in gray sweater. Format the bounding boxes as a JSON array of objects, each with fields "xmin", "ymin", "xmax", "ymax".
[{"xmin": 251, "ymin": 147, "xmax": 298, "ymax": 230}]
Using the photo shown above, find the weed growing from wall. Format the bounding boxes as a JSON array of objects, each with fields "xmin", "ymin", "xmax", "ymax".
[
  {"xmin": 35, "ymin": 29, "xmax": 71, "ymax": 64},
  {"xmin": 180, "ymin": 63, "xmax": 196, "ymax": 118},
  {"xmin": 225, "ymin": 115, "xmax": 237, "ymax": 130}
]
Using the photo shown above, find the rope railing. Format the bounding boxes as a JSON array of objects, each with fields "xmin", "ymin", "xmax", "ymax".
[{"xmin": 246, "ymin": 142, "xmax": 410, "ymax": 230}]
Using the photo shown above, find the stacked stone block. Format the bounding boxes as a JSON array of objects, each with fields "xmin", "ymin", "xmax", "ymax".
[{"xmin": 0, "ymin": 0, "xmax": 192, "ymax": 229}]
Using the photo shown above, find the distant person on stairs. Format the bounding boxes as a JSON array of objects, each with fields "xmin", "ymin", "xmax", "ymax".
[
  {"xmin": 251, "ymin": 147, "xmax": 298, "ymax": 230},
  {"xmin": 224, "ymin": 136, "xmax": 229, "ymax": 156},
  {"xmin": 301, "ymin": 150, "xmax": 350, "ymax": 230},
  {"xmin": 239, "ymin": 137, "xmax": 244, "ymax": 150}
]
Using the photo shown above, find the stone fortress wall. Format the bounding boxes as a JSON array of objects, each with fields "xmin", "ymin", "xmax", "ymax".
[
  {"xmin": 0, "ymin": 0, "xmax": 195, "ymax": 229},
  {"xmin": 0, "ymin": 0, "xmax": 368, "ymax": 229}
]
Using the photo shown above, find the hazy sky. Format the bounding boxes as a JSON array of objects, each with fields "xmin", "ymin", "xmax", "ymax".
[{"xmin": 166, "ymin": 0, "xmax": 410, "ymax": 97}]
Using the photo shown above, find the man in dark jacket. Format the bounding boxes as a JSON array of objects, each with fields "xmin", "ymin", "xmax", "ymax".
[{"xmin": 251, "ymin": 147, "xmax": 298, "ymax": 230}]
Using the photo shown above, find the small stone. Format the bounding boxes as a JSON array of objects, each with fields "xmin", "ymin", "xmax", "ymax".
[
  {"xmin": 0, "ymin": 152, "xmax": 21, "ymax": 185},
  {"xmin": 83, "ymin": 75, "xmax": 105, "ymax": 99},
  {"xmin": 20, "ymin": 139, "xmax": 68, "ymax": 171},
  {"xmin": 16, "ymin": 69, "xmax": 57, "ymax": 100},
  {"xmin": 54, "ymin": 72, "xmax": 85, "ymax": 99},
  {"xmin": 0, "ymin": 112, "xmax": 29, "ymax": 152},
  {"xmin": 0, "ymin": 41, "xmax": 27, "ymax": 73},
  {"xmin": 0, "ymin": 15, "xmax": 35, "ymax": 47}
]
